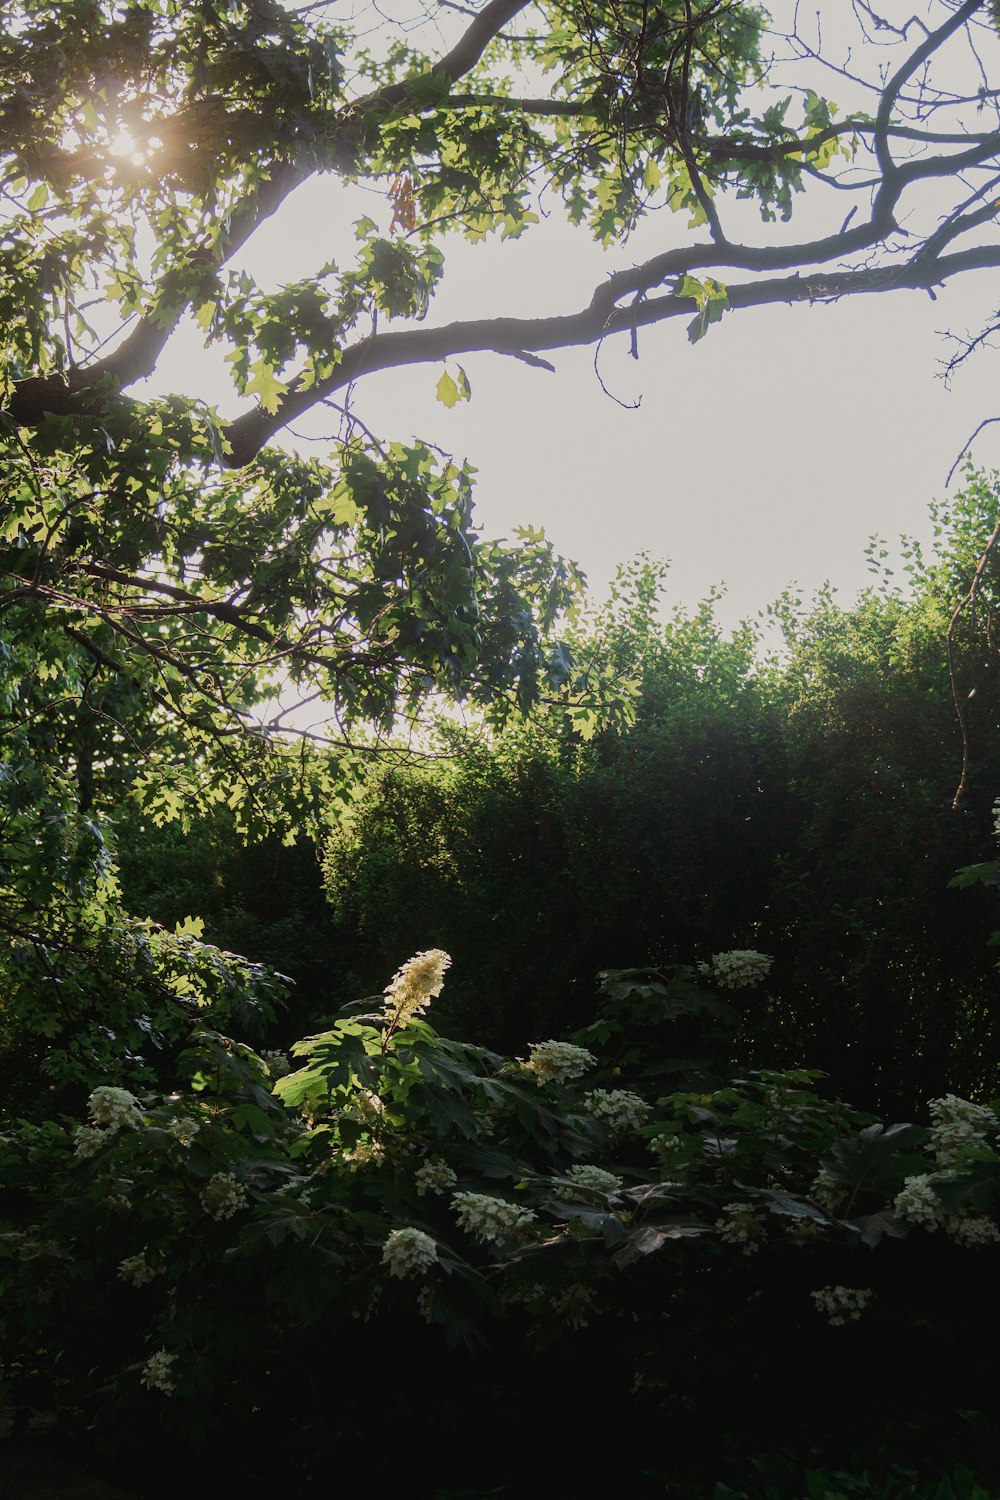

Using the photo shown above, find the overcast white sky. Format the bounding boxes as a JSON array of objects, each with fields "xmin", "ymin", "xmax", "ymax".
[{"xmin": 143, "ymin": 1, "xmax": 1000, "ymax": 635}]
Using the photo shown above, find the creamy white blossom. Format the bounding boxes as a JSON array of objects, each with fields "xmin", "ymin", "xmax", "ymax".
[
  {"xmin": 893, "ymin": 1173, "xmax": 943, "ymax": 1230},
  {"xmin": 452, "ymin": 1192, "xmax": 537, "ymax": 1244},
  {"xmin": 88, "ymin": 1086, "xmax": 142, "ymax": 1131},
  {"xmin": 945, "ymin": 1213, "xmax": 1000, "ymax": 1249},
  {"xmin": 118, "ymin": 1251, "xmax": 157, "ymax": 1288},
  {"xmin": 261, "ymin": 1050, "xmax": 292, "ymax": 1080},
  {"xmin": 583, "ymin": 1089, "xmax": 651, "ymax": 1132},
  {"xmin": 346, "ymin": 1090, "xmax": 385, "ymax": 1125},
  {"xmin": 383, "ymin": 949, "xmax": 451, "ymax": 1027},
  {"xmin": 167, "ymin": 1116, "xmax": 200, "ymax": 1148},
  {"xmin": 810, "ymin": 1285, "xmax": 873, "ymax": 1326},
  {"xmin": 73, "ymin": 1124, "xmax": 110, "ymax": 1160},
  {"xmin": 199, "ymin": 1172, "xmax": 248, "ymax": 1220},
  {"xmin": 522, "ymin": 1040, "xmax": 596, "ymax": 1087},
  {"xmin": 810, "ymin": 1167, "xmax": 844, "ymax": 1215},
  {"xmin": 382, "ymin": 1226, "xmax": 439, "ymax": 1278},
  {"xmin": 649, "ymin": 1133, "xmax": 688, "ymax": 1168},
  {"xmin": 550, "ymin": 1283, "xmax": 596, "ymax": 1329},
  {"xmin": 554, "ymin": 1164, "xmax": 623, "ymax": 1200},
  {"xmin": 414, "ymin": 1158, "xmax": 457, "ymax": 1197},
  {"xmin": 140, "ymin": 1350, "xmax": 177, "ymax": 1395},
  {"xmin": 717, "ymin": 1201, "xmax": 767, "ymax": 1255},
  {"xmin": 697, "ymin": 950, "xmax": 773, "ymax": 991},
  {"xmin": 339, "ymin": 1141, "xmax": 385, "ymax": 1172},
  {"xmin": 928, "ymin": 1094, "xmax": 999, "ymax": 1163}
]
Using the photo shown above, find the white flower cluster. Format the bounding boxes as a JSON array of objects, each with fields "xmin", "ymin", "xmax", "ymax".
[
  {"xmin": 452, "ymin": 1192, "xmax": 537, "ymax": 1244},
  {"xmin": 553, "ymin": 1164, "xmax": 623, "ymax": 1200},
  {"xmin": 893, "ymin": 1173, "xmax": 943, "ymax": 1230},
  {"xmin": 522, "ymin": 1040, "xmax": 596, "ymax": 1087},
  {"xmin": 73, "ymin": 1125, "xmax": 109, "ymax": 1160},
  {"xmin": 199, "ymin": 1172, "xmax": 248, "ymax": 1221},
  {"xmin": 382, "ymin": 1226, "xmax": 439, "ymax": 1278},
  {"xmin": 717, "ymin": 1202, "xmax": 767, "ymax": 1255},
  {"xmin": 261, "ymin": 1050, "xmax": 292, "ymax": 1080},
  {"xmin": 346, "ymin": 1090, "xmax": 385, "ymax": 1125},
  {"xmin": 810, "ymin": 1167, "xmax": 844, "ymax": 1215},
  {"xmin": 339, "ymin": 1141, "xmax": 385, "ymax": 1172},
  {"xmin": 118, "ymin": 1251, "xmax": 157, "ymax": 1288},
  {"xmin": 141, "ymin": 1350, "xmax": 177, "ymax": 1395},
  {"xmin": 810, "ymin": 1285, "xmax": 873, "ymax": 1326},
  {"xmin": 414, "ymin": 1157, "xmax": 457, "ymax": 1197},
  {"xmin": 649, "ymin": 1133, "xmax": 688, "ymax": 1168},
  {"xmin": 928, "ymin": 1094, "xmax": 999, "ymax": 1163},
  {"xmin": 945, "ymin": 1213, "xmax": 1000, "ymax": 1249},
  {"xmin": 168, "ymin": 1116, "xmax": 200, "ymax": 1148},
  {"xmin": 383, "ymin": 949, "xmax": 452, "ymax": 1027},
  {"xmin": 550, "ymin": 1284, "xmax": 596, "ymax": 1329},
  {"xmin": 88, "ymin": 1086, "xmax": 143, "ymax": 1130},
  {"xmin": 74, "ymin": 1086, "xmax": 144, "ymax": 1158},
  {"xmin": 697, "ymin": 950, "xmax": 773, "ymax": 990},
  {"xmin": 583, "ymin": 1089, "xmax": 651, "ymax": 1132},
  {"xmin": 789, "ymin": 1218, "xmax": 825, "ymax": 1244}
]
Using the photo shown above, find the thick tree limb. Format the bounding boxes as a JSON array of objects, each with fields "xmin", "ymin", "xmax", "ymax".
[{"xmin": 222, "ymin": 246, "xmax": 1000, "ymax": 463}]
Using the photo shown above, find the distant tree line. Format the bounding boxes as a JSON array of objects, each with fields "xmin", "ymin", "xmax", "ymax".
[{"xmin": 119, "ymin": 476, "xmax": 1000, "ymax": 1116}]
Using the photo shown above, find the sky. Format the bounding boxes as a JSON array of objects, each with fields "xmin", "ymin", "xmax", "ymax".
[{"xmin": 142, "ymin": 1, "xmax": 1000, "ymax": 636}]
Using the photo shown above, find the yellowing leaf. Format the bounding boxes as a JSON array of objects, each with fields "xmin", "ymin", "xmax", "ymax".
[{"xmin": 436, "ymin": 369, "xmax": 459, "ymax": 407}]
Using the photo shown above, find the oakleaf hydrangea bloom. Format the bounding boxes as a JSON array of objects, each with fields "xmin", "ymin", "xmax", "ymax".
[
  {"xmin": 383, "ymin": 949, "xmax": 452, "ymax": 1027},
  {"xmin": 452, "ymin": 1192, "xmax": 537, "ymax": 1244},
  {"xmin": 697, "ymin": 950, "xmax": 773, "ymax": 990},
  {"xmin": 118, "ymin": 1252, "xmax": 157, "ymax": 1288},
  {"xmin": 522, "ymin": 1040, "xmax": 596, "ymax": 1087},
  {"xmin": 810, "ymin": 1167, "xmax": 844, "ymax": 1215},
  {"xmin": 554, "ymin": 1164, "xmax": 623, "ymax": 1200},
  {"xmin": 261, "ymin": 1050, "xmax": 292, "ymax": 1080},
  {"xmin": 649, "ymin": 1133, "xmax": 688, "ymax": 1168},
  {"xmin": 346, "ymin": 1089, "xmax": 385, "ymax": 1125},
  {"xmin": 550, "ymin": 1284, "xmax": 596, "ymax": 1329},
  {"xmin": 340, "ymin": 1141, "xmax": 385, "ymax": 1171},
  {"xmin": 789, "ymin": 1218, "xmax": 825, "ymax": 1244},
  {"xmin": 168, "ymin": 1116, "xmax": 200, "ymax": 1148},
  {"xmin": 382, "ymin": 1226, "xmax": 439, "ymax": 1278},
  {"xmin": 73, "ymin": 1124, "xmax": 109, "ymax": 1160},
  {"xmin": 893, "ymin": 1173, "xmax": 943, "ymax": 1230},
  {"xmin": 414, "ymin": 1157, "xmax": 457, "ymax": 1197},
  {"xmin": 929, "ymin": 1094, "xmax": 999, "ymax": 1163},
  {"xmin": 810, "ymin": 1285, "xmax": 873, "ymax": 1326},
  {"xmin": 718, "ymin": 1201, "xmax": 767, "ymax": 1255},
  {"xmin": 583, "ymin": 1089, "xmax": 651, "ymax": 1132},
  {"xmin": 945, "ymin": 1213, "xmax": 1000, "ymax": 1249},
  {"xmin": 199, "ymin": 1172, "xmax": 248, "ymax": 1221},
  {"xmin": 140, "ymin": 1350, "xmax": 177, "ymax": 1395},
  {"xmin": 88, "ymin": 1086, "xmax": 143, "ymax": 1131}
]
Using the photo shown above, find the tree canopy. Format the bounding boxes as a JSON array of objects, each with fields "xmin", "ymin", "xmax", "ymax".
[{"xmin": 4, "ymin": 1, "xmax": 1000, "ymax": 790}]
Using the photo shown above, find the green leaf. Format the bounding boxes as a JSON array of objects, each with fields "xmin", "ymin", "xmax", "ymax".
[
  {"xmin": 245, "ymin": 360, "xmax": 288, "ymax": 414},
  {"xmin": 174, "ymin": 915, "xmax": 206, "ymax": 939},
  {"xmin": 436, "ymin": 369, "xmax": 460, "ymax": 407}
]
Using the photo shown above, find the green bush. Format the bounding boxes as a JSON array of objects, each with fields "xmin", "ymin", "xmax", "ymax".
[{"xmin": 6, "ymin": 946, "xmax": 1000, "ymax": 1495}]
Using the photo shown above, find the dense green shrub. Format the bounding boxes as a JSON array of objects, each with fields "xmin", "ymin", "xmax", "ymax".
[{"xmin": 6, "ymin": 947, "xmax": 1000, "ymax": 1496}]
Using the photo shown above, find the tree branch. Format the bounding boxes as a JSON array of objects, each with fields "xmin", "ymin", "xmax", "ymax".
[{"xmin": 224, "ymin": 245, "xmax": 1000, "ymax": 463}]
